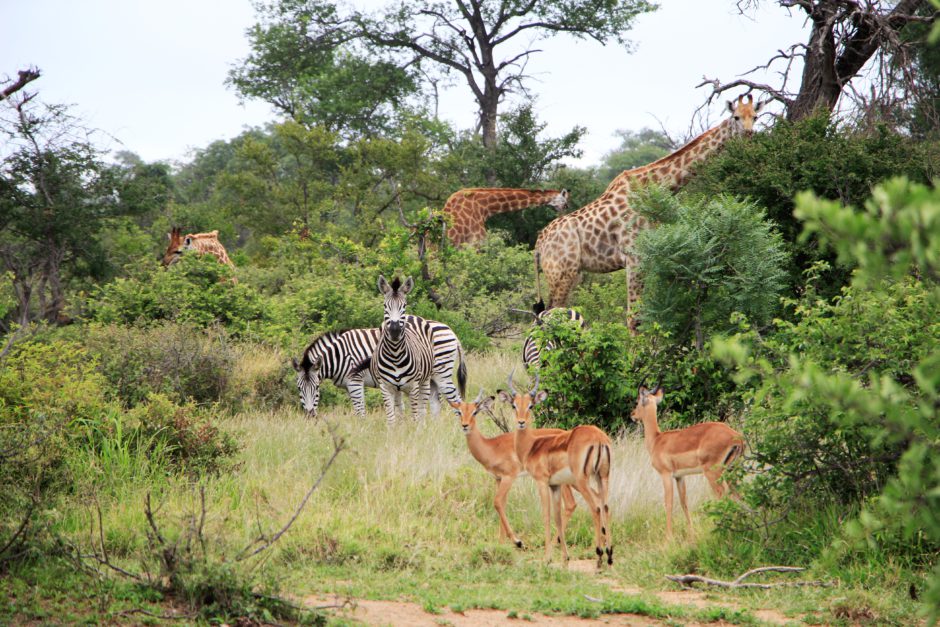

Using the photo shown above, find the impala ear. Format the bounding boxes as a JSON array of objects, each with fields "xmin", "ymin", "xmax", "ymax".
[
  {"xmin": 533, "ymin": 390, "xmax": 548, "ymax": 404},
  {"xmin": 184, "ymin": 236, "xmax": 193, "ymax": 246},
  {"xmin": 652, "ymin": 387, "xmax": 664, "ymax": 404},
  {"xmin": 476, "ymin": 396, "xmax": 495, "ymax": 413},
  {"xmin": 448, "ymin": 399, "xmax": 461, "ymax": 410},
  {"xmin": 496, "ymin": 389, "xmax": 513, "ymax": 404}
]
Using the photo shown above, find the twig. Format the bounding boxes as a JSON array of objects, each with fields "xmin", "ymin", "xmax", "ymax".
[
  {"xmin": 666, "ymin": 566, "xmax": 832, "ymax": 589},
  {"xmin": 0, "ymin": 68, "xmax": 41, "ymax": 102},
  {"xmin": 236, "ymin": 423, "xmax": 346, "ymax": 561}
]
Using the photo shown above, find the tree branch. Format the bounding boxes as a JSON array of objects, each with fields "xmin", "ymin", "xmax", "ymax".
[
  {"xmin": 0, "ymin": 68, "xmax": 40, "ymax": 103},
  {"xmin": 666, "ymin": 566, "xmax": 832, "ymax": 589}
]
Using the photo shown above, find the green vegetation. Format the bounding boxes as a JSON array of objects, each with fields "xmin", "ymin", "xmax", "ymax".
[{"xmin": 3, "ymin": 21, "xmax": 939, "ymax": 622}]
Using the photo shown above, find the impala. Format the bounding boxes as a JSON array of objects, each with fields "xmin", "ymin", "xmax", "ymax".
[
  {"xmin": 631, "ymin": 385, "xmax": 745, "ymax": 539},
  {"xmin": 499, "ymin": 371, "xmax": 613, "ymax": 568},
  {"xmin": 450, "ymin": 389, "xmax": 578, "ymax": 549}
]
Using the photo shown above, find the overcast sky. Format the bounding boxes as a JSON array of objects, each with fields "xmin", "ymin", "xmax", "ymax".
[{"xmin": 1, "ymin": 0, "xmax": 808, "ymax": 168}]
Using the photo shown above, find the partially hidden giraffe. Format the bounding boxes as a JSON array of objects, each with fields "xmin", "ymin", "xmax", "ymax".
[
  {"xmin": 444, "ymin": 188, "xmax": 570, "ymax": 246},
  {"xmin": 534, "ymin": 95, "xmax": 764, "ymax": 317},
  {"xmin": 162, "ymin": 227, "xmax": 237, "ymax": 279}
]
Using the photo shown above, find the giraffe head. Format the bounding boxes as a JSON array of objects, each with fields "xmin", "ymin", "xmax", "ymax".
[
  {"xmin": 548, "ymin": 189, "xmax": 570, "ymax": 212},
  {"xmin": 726, "ymin": 94, "xmax": 764, "ymax": 137},
  {"xmin": 378, "ymin": 274, "xmax": 414, "ymax": 342},
  {"xmin": 162, "ymin": 227, "xmax": 185, "ymax": 266}
]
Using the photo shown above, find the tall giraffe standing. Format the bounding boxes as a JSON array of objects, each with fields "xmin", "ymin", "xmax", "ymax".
[
  {"xmin": 444, "ymin": 188, "xmax": 569, "ymax": 246},
  {"xmin": 534, "ymin": 95, "xmax": 763, "ymax": 315}
]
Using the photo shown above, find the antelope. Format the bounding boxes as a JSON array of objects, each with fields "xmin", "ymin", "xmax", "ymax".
[
  {"xmin": 631, "ymin": 385, "xmax": 745, "ymax": 539},
  {"xmin": 499, "ymin": 371, "xmax": 613, "ymax": 568},
  {"xmin": 450, "ymin": 389, "xmax": 578, "ymax": 549}
]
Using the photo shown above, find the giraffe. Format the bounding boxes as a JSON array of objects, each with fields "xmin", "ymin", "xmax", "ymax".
[
  {"xmin": 534, "ymin": 95, "xmax": 764, "ymax": 319},
  {"xmin": 162, "ymin": 227, "xmax": 236, "ymax": 278},
  {"xmin": 444, "ymin": 188, "xmax": 570, "ymax": 246}
]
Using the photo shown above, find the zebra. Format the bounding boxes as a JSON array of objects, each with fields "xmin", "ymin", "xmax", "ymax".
[
  {"xmin": 522, "ymin": 306, "xmax": 585, "ymax": 371},
  {"xmin": 292, "ymin": 321, "xmax": 466, "ymax": 419},
  {"xmin": 369, "ymin": 274, "xmax": 466, "ymax": 424}
]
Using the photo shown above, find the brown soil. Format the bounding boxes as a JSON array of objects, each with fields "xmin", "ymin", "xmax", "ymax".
[{"xmin": 303, "ymin": 560, "xmax": 795, "ymax": 626}]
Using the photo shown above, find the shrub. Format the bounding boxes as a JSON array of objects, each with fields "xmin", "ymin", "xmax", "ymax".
[
  {"xmin": 634, "ymin": 188, "xmax": 788, "ymax": 349},
  {"xmin": 125, "ymin": 394, "xmax": 240, "ymax": 476},
  {"xmin": 83, "ymin": 322, "xmax": 236, "ymax": 406},
  {"xmin": 86, "ymin": 255, "xmax": 264, "ymax": 336}
]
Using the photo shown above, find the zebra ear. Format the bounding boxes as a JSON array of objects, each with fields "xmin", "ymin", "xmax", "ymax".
[
  {"xmin": 377, "ymin": 274, "xmax": 391, "ymax": 295},
  {"xmin": 309, "ymin": 355, "xmax": 322, "ymax": 370},
  {"xmin": 291, "ymin": 357, "xmax": 301, "ymax": 371},
  {"xmin": 400, "ymin": 276, "xmax": 414, "ymax": 295}
]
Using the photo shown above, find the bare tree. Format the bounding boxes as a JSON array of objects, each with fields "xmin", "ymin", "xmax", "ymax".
[{"xmin": 699, "ymin": 1, "xmax": 935, "ymax": 121}]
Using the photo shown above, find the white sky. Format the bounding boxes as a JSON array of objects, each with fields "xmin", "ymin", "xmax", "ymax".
[{"xmin": 1, "ymin": 0, "xmax": 808, "ymax": 168}]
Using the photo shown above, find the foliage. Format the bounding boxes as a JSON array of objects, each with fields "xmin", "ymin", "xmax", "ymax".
[
  {"xmin": 86, "ymin": 255, "xmax": 264, "ymax": 336},
  {"xmin": 125, "ymin": 394, "xmax": 240, "ymax": 477},
  {"xmin": 598, "ymin": 128, "xmax": 672, "ymax": 181},
  {"xmin": 634, "ymin": 188, "xmax": 789, "ymax": 349},
  {"xmin": 236, "ymin": 0, "xmax": 655, "ymax": 150},
  {"xmin": 712, "ymin": 178, "xmax": 940, "ymax": 621},
  {"xmin": 683, "ymin": 115, "xmax": 937, "ymax": 294},
  {"xmin": 534, "ymin": 320, "xmax": 741, "ymax": 431},
  {"xmin": 83, "ymin": 322, "xmax": 237, "ymax": 407}
]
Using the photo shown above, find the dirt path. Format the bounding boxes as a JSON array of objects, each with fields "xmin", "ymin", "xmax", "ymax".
[{"xmin": 303, "ymin": 560, "xmax": 795, "ymax": 626}]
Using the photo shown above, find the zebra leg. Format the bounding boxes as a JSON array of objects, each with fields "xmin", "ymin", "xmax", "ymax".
[
  {"xmin": 428, "ymin": 381, "xmax": 441, "ymax": 416},
  {"xmin": 409, "ymin": 381, "xmax": 430, "ymax": 421},
  {"xmin": 347, "ymin": 376, "xmax": 367, "ymax": 417},
  {"xmin": 379, "ymin": 383, "xmax": 399, "ymax": 425},
  {"xmin": 394, "ymin": 388, "xmax": 406, "ymax": 416}
]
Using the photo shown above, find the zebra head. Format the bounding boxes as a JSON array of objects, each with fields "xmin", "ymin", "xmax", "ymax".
[
  {"xmin": 377, "ymin": 274, "xmax": 414, "ymax": 342},
  {"xmin": 292, "ymin": 352, "xmax": 323, "ymax": 418}
]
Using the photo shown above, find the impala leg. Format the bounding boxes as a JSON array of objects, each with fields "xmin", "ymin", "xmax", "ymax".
[
  {"xmin": 537, "ymin": 482, "xmax": 554, "ymax": 562},
  {"xmin": 575, "ymin": 477, "xmax": 605, "ymax": 569},
  {"xmin": 494, "ymin": 476, "xmax": 523, "ymax": 548},
  {"xmin": 704, "ymin": 467, "xmax": 725, "ymax": 498},
  {"xmin": 560, "ymin": 485, "xmax": 577, "ymax": 531},
  {"xmin": 661, "ymin": 472, "xmax": 675, "ymax": 541},
  {"xmin": 597, "ymin": 466, "xmax": 612, "ymax": 565},
  {"xmin": 676, "ymin": 476, "xmax": 693, "ymax": 538},
  {"xmin": 551, "ymin": 486, "xmax": 568, "ymax": 563}
]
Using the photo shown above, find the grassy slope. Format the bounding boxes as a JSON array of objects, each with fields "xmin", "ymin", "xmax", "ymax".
[{"xmin": 3, "ymin": 348, "xmax": 926, "ymax": 625}]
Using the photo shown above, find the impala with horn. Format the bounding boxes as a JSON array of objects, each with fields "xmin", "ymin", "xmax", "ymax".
[
  {"xmin": 631, "ymin": 385, "xmax": 745, "ymax": 539},
  {"xmin": 450, "ymin": 388, "xmax": 579, "ymax": 548},
  {"xmin": 498, "ymin": 370, "xmax": 613, "ymax": 568}
]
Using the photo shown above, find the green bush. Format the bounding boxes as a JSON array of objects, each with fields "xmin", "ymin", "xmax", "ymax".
[
  {"xmin": 684, "ymin": 115, "xmax": 937, "ymax": 293},
  {"xmin": 634, "ymin": 188, "xmax": 788, "ymax": 348},
  {"xmin": 83, "ymin": 322, "xmax": 236, "ymax": 406},
  {"xmin": 86, "ymin": 255, "xmax": 264, "ymax": 336},
  {"xmin": 534, "ymin": 320, "xmax": 741, "ymax": 432},
  {"xmin": 125, "ymin": 394, "xmax": 240, "ymax": 476}
]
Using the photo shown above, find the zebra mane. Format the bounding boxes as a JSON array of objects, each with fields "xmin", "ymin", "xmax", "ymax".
[
  {"xmin": 390, "ymin": 276, "xmax": 402, "ymax": 292},
  {"xmin": 302, "ymin": 328, "xmax": 361, "ymax": 358}
]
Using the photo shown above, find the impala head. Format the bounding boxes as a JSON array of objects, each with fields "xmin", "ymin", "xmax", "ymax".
[
  {"xmin": 631, "ymin": 385, "xmax": 664, "ymax": 423},
  {"xmin": 449, "ymin": 388, "xmax": 495, "ymax": 434},
  {"xmin": 497, "ymin": 368, "xmax": 547, "ymax": 430},
  {"xmin": 378, "ymin": 274, "xmax": 414, "ymax": 342},
  {"xmin": 548, "ymin": 189, "xmax": 570, "ymax": 212},
  {"xmin": 162, "ymin": 227, "xmax": 185, "ymax": 266},
  {"xmin": 726, "ymin": 94, "xmax": 764, "ymax": 137},
  {"xmin": 292, "ymin": 352, "xmax": 324, "ymax": 418}
]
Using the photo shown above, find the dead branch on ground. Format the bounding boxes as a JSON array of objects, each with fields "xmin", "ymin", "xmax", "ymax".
[{"xmin": 666, "ymin": 565, "xmax": 833, "ymax": 589}]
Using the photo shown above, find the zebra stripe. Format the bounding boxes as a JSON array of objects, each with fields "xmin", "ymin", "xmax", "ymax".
[
  {"xmin": 293, "ymin": 319, "xmax": 464, "ymax": 418},
  {"xmin": 522, "ymin": 308, "xmax": 585, "ymax": 371}
]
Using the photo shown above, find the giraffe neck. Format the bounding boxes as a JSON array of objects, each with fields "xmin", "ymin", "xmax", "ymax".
[
  {"xmin": 480, "ymin": 189, "xmax": 562, "ymax": 218},
  {"xmin": 605, "ymin": 119, "xmax": 734, "ymax": 197}
]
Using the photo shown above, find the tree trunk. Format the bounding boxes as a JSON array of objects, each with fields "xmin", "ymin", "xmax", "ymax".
[{"xmin": 787, "ymin": 4, "xmax": 841, "ymax": 120}]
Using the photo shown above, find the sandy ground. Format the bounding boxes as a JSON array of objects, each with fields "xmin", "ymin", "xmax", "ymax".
[{"xmin": 303, "ymin": 560, "xmax": 795, "ymax": 627}]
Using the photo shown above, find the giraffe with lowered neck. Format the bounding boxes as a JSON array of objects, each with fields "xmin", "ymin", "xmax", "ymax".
[
  {"xmin": 444, "ymin": 188, "xmax": 569, "ymax": 246},
  {"xmin": 534, "ymin": 95, "xmax": 763, "ymax": 317}
]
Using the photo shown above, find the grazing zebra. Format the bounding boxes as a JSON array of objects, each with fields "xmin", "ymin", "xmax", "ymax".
[
  {"xmin": 292, "ymin": 320, "xmax": 466, "ymax": 419},
  {"xmin": 369, "ymin": 275, "xmax": 466, "ymax": 424},
  {"xmin": 522, "ymin": 306, "xmax": 585, "ymax": 371}
]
